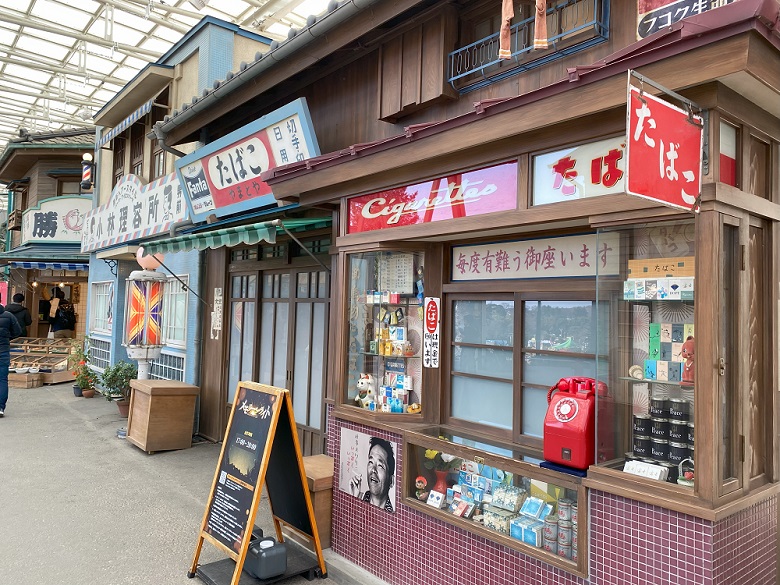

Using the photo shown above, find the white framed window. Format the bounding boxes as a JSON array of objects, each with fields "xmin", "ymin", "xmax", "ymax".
[
  {"xmin": 150, "ymin": 351, "xmax": 185, "ymax": 382},
  {"xmin": 163, "ymin": 276, "xmax": 188, "ymax": 347},
  {"xmin": 91, "ymin": 281, "xmax": 113, "ymax": 332}
]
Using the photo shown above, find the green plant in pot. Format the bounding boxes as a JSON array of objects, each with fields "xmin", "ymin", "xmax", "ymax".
[
  {"xmin": 101, "ymin": 360, "xmax": 138, "ymax": 417},
  {"xmin": 69, "ymin": 337, "xmax": 98, "ymax": 397}
]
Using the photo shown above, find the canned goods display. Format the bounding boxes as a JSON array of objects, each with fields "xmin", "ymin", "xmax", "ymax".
[
  {"xmin": 557, "ymin": 520, "xmax": 573, "ymax": 546},
  {"xmin": 660, "ymin": 462, "xmax": 679, "ymax": 483},
  {"xmin": 543, "ymin": 538, "xmax": 558, "ymax": 554},
  {"xmin": 543, "ymin": 516, "xmax": 558, "ymax": 541},
  {"xmin": 668, "ymin": 442, "xmax": 689, "ymax": 465},
  {"xmin": 650, "ymin": 438, "xmax": 669, "ymax": 461},
  {"xmin": 571, "ymin": 528, "xmax": 578, "ymax": 549},
  {"xmin": 669, "ymin": 398, "xmax": 690, "ymax": 421},
  {"xmin": 557, "ymin": 499, "xmax": 573, "ymax": 521},
  {"xmin": 571, "ymin": 547, "xmax": 578, "ymax": 563},
  {"xmin": 650, "ymin": 418, "xmax": 669, "ymax": 440},
  {"xmin": 571, "ymin": 505, "xmax": 578, "ymax": 525},
  {"xmin": 668, "ymin": 420, "xmax": 688, "ymax": 442},
  {"xmin": 687, "ymin": 422, "xmax": 695, "ymax": 444},
  {"xmin": 558, "ymin": 544, "xmax": 572, "ymax": 560},
  {"xmin": 634, "ymin": 435, "xmax": 651, "ymax": 457},
  {"xmin": 650, "ymin": 397, "xmax": 669, "ymax": 418},
  {"xmin": 633, "ymin": 414, "xmax": 652, "ymax": 436}
]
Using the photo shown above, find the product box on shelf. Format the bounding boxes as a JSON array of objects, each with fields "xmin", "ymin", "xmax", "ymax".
[
  {"xmin": 492, "ymin": 485, "xmax": 526, "ymax": 512},
  {"xmin": 519, "ymin": 496, "xmax": 547, "ymax": 519},
  {"xmin": 484, "ymin": 507, "xmax": 519, "ymax": 534}
]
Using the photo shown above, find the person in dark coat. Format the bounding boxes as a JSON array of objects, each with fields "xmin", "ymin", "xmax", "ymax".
[
  {"xmin": 0, "ymin": 299, "xmax": 22, "ymax": 417},
  {"xmin": 5, "ymin": 293, "xmax": 32, "ymax": 338}
]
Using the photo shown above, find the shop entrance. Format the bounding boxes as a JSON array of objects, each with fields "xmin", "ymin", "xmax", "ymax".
[{"xmin": 226, "ymin": 267, "xmax": 329, "ymax": 456}]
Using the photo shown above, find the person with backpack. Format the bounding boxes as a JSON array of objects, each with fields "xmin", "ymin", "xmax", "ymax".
[
  {"xmin": 49, "ymin": 287, "xmax": 76, "ymax": 338},
  {"xmin": 0, "ymin": 294, "xmax": 22, "ymax": 417},
  {"xmin": 5, "ymin": 293, "xmax": 32, "ymax": 338}
]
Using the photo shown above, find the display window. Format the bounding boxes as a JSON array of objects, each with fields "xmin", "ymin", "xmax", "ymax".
[{"xmin": 595, "ymin": 221, "xmax": 696, "ymax": 486}]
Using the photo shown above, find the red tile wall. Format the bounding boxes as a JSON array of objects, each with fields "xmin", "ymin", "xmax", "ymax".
[{"xmin": 328, "ymin": 411, "xmax": 776, "ymax": 585}]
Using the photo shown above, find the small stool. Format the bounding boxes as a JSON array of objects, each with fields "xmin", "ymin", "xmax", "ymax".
[{"xmin": 302, "ymin": 454, "xmax": 334, "ymax": 549}]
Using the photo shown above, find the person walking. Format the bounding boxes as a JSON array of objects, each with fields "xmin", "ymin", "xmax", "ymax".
[
  {"xmin": 5, "ymin": 293, "xmax": 32, "ymax": 338},
  {"xmin": 0, "ymin": 295, "xmax": 22, "ymax": 417},
  {"xmin": 49, "ymin": 287, "xmax": 76, "ymax": 339}
]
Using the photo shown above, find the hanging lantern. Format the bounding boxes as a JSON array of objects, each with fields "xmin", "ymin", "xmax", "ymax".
[{"xmin": 123, "ymin": 248, "xmax": 167, "ymax": 379}]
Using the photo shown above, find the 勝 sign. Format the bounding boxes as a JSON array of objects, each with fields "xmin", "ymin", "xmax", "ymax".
[{"xmin": 626, "ymin": 84, "xmax": 703, "ymax": 212}]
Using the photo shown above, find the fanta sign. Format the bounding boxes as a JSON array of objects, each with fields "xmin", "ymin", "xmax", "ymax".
[{"xmin": 347, "ymin": 162, "xmax": 517, "ymax": 233}]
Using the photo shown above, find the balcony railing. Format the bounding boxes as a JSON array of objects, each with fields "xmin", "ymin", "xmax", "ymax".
[{"xmin": 449, "ymin": 0, "xmax": 609, "ymax": 92}]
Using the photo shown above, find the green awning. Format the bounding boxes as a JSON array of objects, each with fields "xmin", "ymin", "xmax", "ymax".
[{"xmin": 139, "ymin": 218, "xmax": 331, "ymax": 256}]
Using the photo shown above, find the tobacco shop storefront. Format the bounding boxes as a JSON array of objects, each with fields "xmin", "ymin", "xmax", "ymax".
[{"xmin": 262, "ymin": 86, "xmax": 779, "ymax": 584}]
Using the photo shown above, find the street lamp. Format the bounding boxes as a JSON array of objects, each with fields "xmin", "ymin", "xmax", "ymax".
[{"xmin": 81, "ymin": 152, "xmax": 94, "ymax": 192}]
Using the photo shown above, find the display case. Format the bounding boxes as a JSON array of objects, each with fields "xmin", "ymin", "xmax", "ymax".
[
  {"xmin": 345, "ymin": 250, "xmax": 425, "ymax": 415},
  {"xmin": 404, "ymin": 427, "xmax": 587, "ymax": 576},
  {"xmin": 596, "ymin": 222, "xmax": 696, "ymax": 488}
]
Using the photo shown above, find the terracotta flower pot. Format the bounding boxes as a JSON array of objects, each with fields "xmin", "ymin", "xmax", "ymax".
[
  {"xmin": 81, "ymin": 388, "xmax": 95, "ymax": 398},
  {"xmin": 116, "ymin": 399, "xmax": 130, "ymax": 418}
]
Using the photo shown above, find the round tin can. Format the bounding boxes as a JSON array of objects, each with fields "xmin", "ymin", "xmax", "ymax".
[
  {"xmin": 558, "ymin": 544, "xmax": 572, "ymax": 560},
  {"xmin": 668, "ymin": 442, "xmax": 689, "ymax": 465},
  {"xmin": 571, "ymin": 505, "xmax": 578, "ymax": 525},
  {"xmin": 651, "ymin": 438, "xmax": 669, "ymax": 461},
  {"xmin": 659, "ymin": 462, "xmax": 678, "ymax": 483},
  {"xmin": 687, "ymin": 422, "xmax": 695, "ymax": 445},
  {"xmin": 633, "ymin": 414, "xmax": 652, "ymax": 436},
  {"xmin": 543, "ymin": 516, "xmax": 559, "ymax": 541},
  {"xmin": 571, "ymin": 527, "xmax": 578, "ymax": 549},
  {"xmin": 669, "ymin": 398, "xmax": 690, "ymax": 421},
  {"xmin": 688, "ymin": 444, "xmax": 695, "ymax": 460},
  {"xmin": 650, "ymin": 418, "xmax": 669, "ymax": 440},
  {"xmin": 668, "ymin": 420, "xmax": 687, "ymax": 442},
  {"xmin": 558, "ymin": 499, "xmax": 573, "ymax": 521},
  {"xmin": 633, "ymin": 435, "xmax": 651, "ymax": 457},
  {"xmin": 650, "ymin": 397, "xmax": 669, "ymax": 418},
  {"xmin": 571, "ymin": 546, "xmax": 578, "ymax": 563},
  {"xmin": 557, "ymin": 520, "xmax": 573, "ymax": 547},
  {"xmin": 543, "ymin": 538, "xmax": 558, "ymax": 554}
]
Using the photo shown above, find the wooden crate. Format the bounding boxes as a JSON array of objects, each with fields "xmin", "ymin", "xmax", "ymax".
[
  {"xmin": 9, "ymin": 373, "xmax": 42, "ymax": 388},
  {"xmin": 126, "ymin": 380, "xmax": 200, "ymax": 453}
]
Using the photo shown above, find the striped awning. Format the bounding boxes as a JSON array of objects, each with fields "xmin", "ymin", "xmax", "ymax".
[
  {"xmin": 9, "ymin": 262, "xmax": 89, "ymax": 271},
  {"xmin": 140, "ymin": 220, "xmax": 278, "ymax": 256},
  {"xmin": 97, "ymin": 98, "xmax": 155, "ymax": 147}
]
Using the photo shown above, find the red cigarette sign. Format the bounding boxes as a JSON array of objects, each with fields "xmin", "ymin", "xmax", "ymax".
[{"xmin": 626, "ymin": 85, "xmax": 703, "ymax": 211}]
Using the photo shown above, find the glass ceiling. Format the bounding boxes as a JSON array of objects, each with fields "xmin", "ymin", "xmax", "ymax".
[{"xmin": 0, "ymin": 0, "xmax": 331, "ymax": 160}]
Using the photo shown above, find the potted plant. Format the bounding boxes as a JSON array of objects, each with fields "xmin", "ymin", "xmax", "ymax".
[
  {"xmin": 69, "ymin": 338, "xmax": 98, "ymax": 398},
  {"xmin": 100, "ymin": 360, "xmax": 138, "ymax": 418}
]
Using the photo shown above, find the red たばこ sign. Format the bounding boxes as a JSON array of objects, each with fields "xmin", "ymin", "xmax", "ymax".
[
  {"xmin": 626, "ymin": 85, "xmax": 703, "ymax": 211},
  {"xmin": 347, "ymin": 162, "xmax": 517, "ymax": 233}
]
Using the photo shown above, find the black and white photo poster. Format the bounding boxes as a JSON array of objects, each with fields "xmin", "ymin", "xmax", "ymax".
[{"xmin": 339, "ymin": 428, "xmax": 397, "ymax": 513}]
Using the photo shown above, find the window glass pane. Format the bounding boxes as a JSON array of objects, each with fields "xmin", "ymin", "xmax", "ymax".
[
  {"xmin": 280, "ymin": 274, "xmax": 290, "ymax": 298},
  {"xmin": 309, "ymin": 303, "xmax": 326, "ymax": 430},
  {"xmin": 523, "ymin": 301, "xmax": 597, "ymax": 353},
  {"xmin": 297, "ymin": 272, "xmax": 309, "ymax": 299},
  {"xmin": 522, "ymin": 386, "xmax": 548, "ymax": 437},
  {"xmin": 454, "ymin": 300, "xmax": 514, "ymax": 344},
  {"xmin": 232, "ymin": 276, "xmax": 242, "ymax": 298},
  {"xmin": 523, "ymin": 354, "xmax": 604, "ymax": 387},
  {"xmin": 318, "ymin": 271, "xmax": 328, "ymax": 298},
  {"xmin": 259, "ymin": 303, "xmax": 274, "ymax": 385},
  {"xmin": 452, "ymin": 346, "xmax": 513, "ymax": 378},
  {"xmin": 262, "ymin": 274, "xmax": 274, "ymax": 299},
  {"xmin": 241, "ymin": 302, "xmax": 255, "ymax": 381},
  {"xmin": 273, "ymin": 303, "xmax": 289, "ymax": 387},
  {"xmin": 247, "ymin": 275, "xmax": 257, "ymax": 298},
  {"xmin": 451, "ymin": 375, "xmax": 512, "ymax": 429},
  {"xmin": 227, "ymin": 301, "xmax": 243, "ymax": 403},
  {"xmin": 293, "ymin": 303, "xmax": 311, "ymax": 424},
  {"xmin": 719, "ymin": 121, "xmax": 737, "ymax": 187}
]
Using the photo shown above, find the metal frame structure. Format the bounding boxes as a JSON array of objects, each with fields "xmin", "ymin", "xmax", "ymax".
[{"xmin": 0, "ymin": 0, "xmax": 330, "ymax": 159}]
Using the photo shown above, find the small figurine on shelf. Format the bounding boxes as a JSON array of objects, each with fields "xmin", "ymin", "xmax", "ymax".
[
  {"xmin": 415, "ymin": 476, "xmax": 429, "ymax": 501},
  {"xmin": 681, "ymin": 336, "xmax": 695, "ymax": 386},
  {"xmin": 354, "ymin": 373, "xmax": 376, "ymax": 408},
  {"xmin": 407, "ymin": 403, "xmax": 422, "ymax": 414}
]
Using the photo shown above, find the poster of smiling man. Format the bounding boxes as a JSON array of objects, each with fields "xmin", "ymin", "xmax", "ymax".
[{"xmin": 339, "ymin": 428, "xmax": 397, "ymax": 513}]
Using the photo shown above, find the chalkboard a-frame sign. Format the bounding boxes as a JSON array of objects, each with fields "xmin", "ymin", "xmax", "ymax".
[{"xmin": 188, "ymin": 381, "xmax": 326, "ymax": 584}]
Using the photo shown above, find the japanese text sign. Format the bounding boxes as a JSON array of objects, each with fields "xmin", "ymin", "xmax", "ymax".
[
  {"xmin": 81, "ymin": 173, "xmax": 187, "ymax": 252},
  {"xmin": 533, "ymin": 136, "xmax": 626, "ymax": 205},
  {"xmin": 637, "ymin": 0, "xmax": 737, "ymax": 40},
  {"xmin": 626, "ymin": 85, "xmax": 703, "ymax": 211},
  {"xmin": 423, "ymin": 297, "xmax": 440, "ymax": 368},
  {"xmin": 22, "ymin": 196, "xmax": 91, "ymax": 244},
  {"xmin": 347, "ymin": 161, "xmax": 517, "ymax": 233},
  {"xmin": 175, "ymin": 98, "xmax": 319, "ymax": 223},
  {"xmin": 452, "ymin": 232, "xmax": 620, "ymax": 281}
]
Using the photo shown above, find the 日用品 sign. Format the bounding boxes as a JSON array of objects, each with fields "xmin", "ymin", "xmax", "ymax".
[
  {"xmin": 626, "ymin": 85, "xmax": 703, "ymax": 211},
  {"xmin": 175, "ymin": 98, "xmax": 319, "ymax": 223}
]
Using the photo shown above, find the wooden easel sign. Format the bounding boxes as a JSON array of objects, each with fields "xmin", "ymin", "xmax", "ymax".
[{"xmin": 188, "ymin": 381, "xmax": 326, "ymax": 585}]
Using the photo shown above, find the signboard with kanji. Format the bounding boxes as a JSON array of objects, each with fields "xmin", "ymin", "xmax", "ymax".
[
  {"xmin": 636, "ymin": 0, "xmax": 737, "ymax": 40},
  {"xmin": 175, "ymin": 98, "xmax": 320, "ymax": 223},
  {"xmin": 626, "ymin": 85, "xmax": 703, "ymax": 211},
  {"xmin": 22, "ymin": 195, "xmax": 91, "ymax": 244},
  {"xmin": 423, "ymin": 297, "xmax": 440, "ymax": 368}
]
